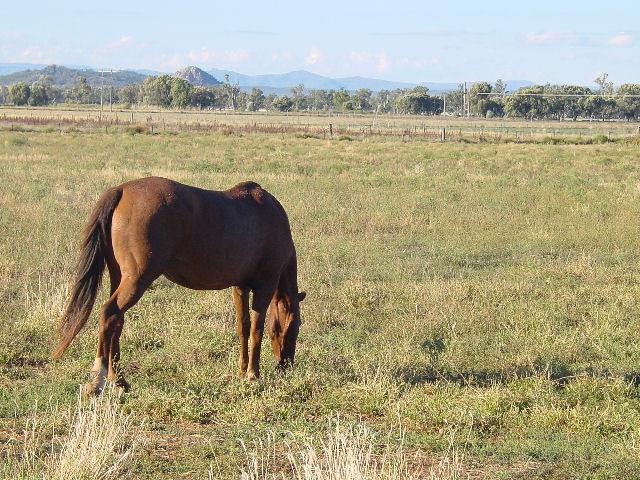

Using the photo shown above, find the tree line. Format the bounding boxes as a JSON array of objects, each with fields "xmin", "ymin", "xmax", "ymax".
[{"xmin": 2, "ymin": 73, "xmax": 639, "ymax": 121}]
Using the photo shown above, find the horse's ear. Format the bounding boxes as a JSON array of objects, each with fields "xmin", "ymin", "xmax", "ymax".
[{"xmin": 298, "ymin": 291, "xmax": 306, "ymax": 302}]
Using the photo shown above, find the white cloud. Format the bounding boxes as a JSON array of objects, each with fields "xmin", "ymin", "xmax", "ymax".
[
  {"xmin": 95, "ymin": 36, "xmax": 136, "ymax": 55},
  {"xmin": 608, "ymin": 34, "xmax": 633, "ymax": 47},
  {"xmin": 305, "ymin": 47, "xmax": 321, "ymax": 65},
  {"xmin": 223, "ymin": 49, "xmax": 248, "ymax": 63},
  {"xmin": 186, "ymin": 48, "xmax": 248, "ymax": 66},
  {"xmin": 187, "ymin": 47, "xmax": 218, "ymax": 63},
  {"xmin": 349, "ymin": 51, "xmax": 371, "ymax": 63},
  {"xmin": 20, "ymin": 46, "xmax": 45, "ymax": 61},
  {"xmin": 525, "ymin": 31, "xmax": 573, "ymax": 45},
  {"xmin": 376, "ymin": 53, "xmax": 390, "ymax": 73},
  {"xmin": 272, "ymin": 51, "xmax": 293, "ymax": 62},
  {"xmin": 347, "ymin": 51, "xmax": 391, "ymax": 73}
]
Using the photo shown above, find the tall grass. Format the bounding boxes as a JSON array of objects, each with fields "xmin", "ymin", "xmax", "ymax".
[
  {"xmin": 235, "ymin": 421, "xmax": 443, "ymax": 480},
  {"xmin": 2, "ymin": 386, "xmax": 136, "ymax": 480}
]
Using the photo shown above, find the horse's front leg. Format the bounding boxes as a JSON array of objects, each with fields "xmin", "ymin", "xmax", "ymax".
[
  {"xmin": 247, "ymin": 282, "xmax": 277, "ymax": 380},
  {"xmin": 233, "ymin": 286, "xmax": 250, "ymax": 376}
]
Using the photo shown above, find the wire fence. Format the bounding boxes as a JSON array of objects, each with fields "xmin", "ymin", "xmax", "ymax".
[{"xmin": 1, "ymin": 106, "xmax": 639, "ymax": 142}]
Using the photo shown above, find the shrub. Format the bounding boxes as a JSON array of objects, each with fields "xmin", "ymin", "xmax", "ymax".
[
  {"xmin": 124, "ymin": 125, "xmax": 148, "ymax": 136},
  {"xmin": 593, "ymin": 134, "xmax": 610, "ymax": 144}
]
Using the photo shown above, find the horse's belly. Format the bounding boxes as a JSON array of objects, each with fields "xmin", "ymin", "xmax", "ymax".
[{"xmin": 163, "ymin": 258, "xmax": 248, "ymax": 290}]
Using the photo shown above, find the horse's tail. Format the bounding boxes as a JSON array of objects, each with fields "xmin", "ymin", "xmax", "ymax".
[{"xmin": 52, "ymin": 187, "xmax": 123, "ymax": 359}]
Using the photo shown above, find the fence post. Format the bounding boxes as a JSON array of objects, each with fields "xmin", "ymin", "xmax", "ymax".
[
  {"xmin": 329, "ymin": 123, "xmax": 333, "ymax": 137},
  {"xmin": 441, "ymin": 128, "xmax": 446, "ymax": 142}
]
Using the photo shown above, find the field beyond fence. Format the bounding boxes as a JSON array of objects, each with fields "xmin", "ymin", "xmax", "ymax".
[{"xmin": 2, "ymin": 105, "xmax": 640, "ymax": 143}]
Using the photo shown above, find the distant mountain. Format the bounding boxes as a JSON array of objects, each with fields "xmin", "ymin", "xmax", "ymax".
[
  {"xmin": 336, "ymin": 76, "xmax": 415, "ymax": 92},
  {"xmin": 335, "ymin": 76, "xmax": 460, "ymax": 94},
  {"xmin": 207, "ymin": 68, "xmax": 492, "ymax": 93},
  {"xmin": 498, "ymin": 80, "xmax": 535, "ymax": 91},
  {"xmin": 174, "ymin": 66, "xmax": 221, "ymax": 86},
  {"xmin": 0, "ymin": 63, "xmax": 47, "ymax": 75},
  {"xmin": 131, "ymin": 68, "xmax": 167, "ymax": 76},
  {"xmin": 0, "ymin": 65, "xmax": 146, "ymax": 88},
  {"xmin": 208, "ymin": 68, "xmax": 345, "ymax": 90},
  {"xmin": 0, "ymin": 62, "xmax": 538, "ymax": 93}
]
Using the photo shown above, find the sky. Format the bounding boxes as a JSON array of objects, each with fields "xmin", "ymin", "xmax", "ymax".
[{"xmin": 1, "ymin": 0, "xmax": 638, "ymax": 86}]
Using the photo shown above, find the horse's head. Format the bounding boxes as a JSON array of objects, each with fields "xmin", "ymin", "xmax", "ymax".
[{"xmin": 267, "ymin": 290, "xmax": 306, "ymax": 369}]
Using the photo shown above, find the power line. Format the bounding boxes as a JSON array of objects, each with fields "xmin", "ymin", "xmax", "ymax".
[{"xmin": 476, "ymin": 92, "xmax": 640, "ymax": 98}]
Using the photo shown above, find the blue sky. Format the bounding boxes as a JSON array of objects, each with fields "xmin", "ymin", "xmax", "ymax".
[{"xmin": 1, "ymin": 0, "xmax": 638, "ymax": 86}]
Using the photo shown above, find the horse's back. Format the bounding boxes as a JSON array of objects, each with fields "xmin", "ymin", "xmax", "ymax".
[{"xmin": 110, "ymin": 177, "xmax": 294, "ymax": 290}]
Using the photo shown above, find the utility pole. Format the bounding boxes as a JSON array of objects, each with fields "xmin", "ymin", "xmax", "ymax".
[
  {"xmin": 98, "ymin": 69, "xmax": 118, "ymax": 113},
  {"xmin": 109, "ymin": 69, "xmax": 113, "ymax": 112},
  {"xmin": 462, "ymin": 81, "xmax": 467, "ymax": 117},
  {"xmin": 100, "ymin": 70, "xmax": 104, "ymax": 112}
]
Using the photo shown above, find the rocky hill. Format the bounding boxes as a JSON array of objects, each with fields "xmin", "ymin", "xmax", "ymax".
[{"xmin": 173, "ymin": 66, "xmax": 221, "ymax": 86}]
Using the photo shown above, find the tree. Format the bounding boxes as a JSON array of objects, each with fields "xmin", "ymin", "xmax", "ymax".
[
  {"xmin": 247, "ymin": 88, "xmax": 265, "ymax": 111},
  {"xmin": 306, "ymin": 89, "xmax": 332, "ymax": 111},
  {"xmin": 74, "ymin": 76, "xmax": 92, "ymax": 104},
  {"xmin": 494, "ymin": 79, "xmax": 507, "ymax": 95},
  {"xmin": 352, "ymin": 88, "xmax": 373, "ymax": 111},
  {"xmin": 559, "ymin": 85, "xmax": 591, "ymax": 120},
  {"xmin": 119, "ymin": 84, "xmax": 140, "ymax": 104},
  {"xmin": 222, "ymin": 74, "xmax": 240, "ymax": 110},
  {"xmin": 264, "ymin": 93, "xmax": 277, "ymax": 110},
  {"xmin": 504, "ymin": 85, "xmax": 548, "ymax": 119},
  {"xmin": 170, "ymin": 77, "xmax": 193, "ymax": 109},
  {"xmin": 290, "ymin": 84, "xmax": 307, "ymax": 111},
  {"xmin": 616, "ymin": 84, "xmax": 640, "ymax": 121},
  {"xmin": 9, "ymin": 82, "xmax": 30, "ymax": 105},
  {"xmin": 28, "ymin": 82, "xmax": 49, "ymax": 106},
  {"xmin": 191, "ymin": 87, "xmax": 216, "ymax": 109},
  {"xmin": 38, "ymin": 75, "xmax": 62, "ymax": 103},
  {"xmin": 271, "ymin": 95, "xmax": 294, "ymax": 112},
  {"xmin": 595, "ymin": 73, "xmax": 614, "ymax": 96},
  {"xmin": 374, "ymin": 89, "xmax": 391, "ymax": 113},
  {"xmin": 140, "ymin": 75, "xmax": 173, "ymax": 107},
  {"xmin": 443, "ymin": 85, "xmax": 464, "ymax": 115},
  {"xmin": 332, "ymin": 89, "xmax": 350, "ymax": 111},
  {"xmin": 394, "ymin": 86, "xmax": 441, "ymax": 115},
  {"xmin": 236, "ymin": 90, "xmax": 248, "ymax": 110},
  {"xmin": 469, "ymin": 82, "xmax": 493, "ymax": 116},
  {"xmin": 0, "ymin": 85, "xmax": 9, "ymax": 104}
]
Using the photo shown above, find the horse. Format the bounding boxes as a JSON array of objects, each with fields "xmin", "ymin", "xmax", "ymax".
[{"xmin": 52, "ymin": 176, "xmax": 305, "ymax": 395}]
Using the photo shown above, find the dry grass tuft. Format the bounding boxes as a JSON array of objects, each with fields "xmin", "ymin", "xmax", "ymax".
[
  {"xmin": 49, "ymin": 387, "xmax": 136, "ymax": 480},
  {"xmin": 3, "ymin": 386, "xmax": 136, "ymax": 480},
  {"xmin": 234, "ymin": 420, "xmax": 462, "ymax": 480}
]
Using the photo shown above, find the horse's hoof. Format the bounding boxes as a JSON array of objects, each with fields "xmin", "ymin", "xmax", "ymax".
[
  {"xmin": 82, "ymin": 384, "xmax": 102, "ymax": 399},
  {"xmin": 247, "ymin": 372, "xmax": 260, "ymax": 382},
  {"xmin": 115, "ymin": 379, "xmax": 131, "ymax": 394}
]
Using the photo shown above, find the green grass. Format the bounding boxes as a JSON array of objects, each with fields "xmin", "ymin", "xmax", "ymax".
[{"xmin": 2, "ymin": 127, "xmax": 640, "ymax": 478}]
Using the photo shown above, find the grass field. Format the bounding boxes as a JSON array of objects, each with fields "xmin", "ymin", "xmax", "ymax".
[{"xmin": 2, "ymin": 115, "xmax": 640, "ymax": 479}]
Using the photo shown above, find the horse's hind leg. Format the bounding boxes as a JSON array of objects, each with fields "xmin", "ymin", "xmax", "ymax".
[{"xmin": 86, "ymin": 275, "xmax": 152, "ymax": 395}]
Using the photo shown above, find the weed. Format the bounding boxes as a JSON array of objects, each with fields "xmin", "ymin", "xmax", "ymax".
[{"xmin": 124, "ymin": 125, "xmax": 148, "ymax": 135}]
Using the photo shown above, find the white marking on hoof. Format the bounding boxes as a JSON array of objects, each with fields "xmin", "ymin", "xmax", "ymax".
[{"xmin": 88, "ymin": 357, "xmax": 108, "ymax": 393}]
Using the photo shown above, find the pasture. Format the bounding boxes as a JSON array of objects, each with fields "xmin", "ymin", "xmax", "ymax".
[{"xmin": 2, "ymin": 112, "xmax": 640, "ymax": 479}]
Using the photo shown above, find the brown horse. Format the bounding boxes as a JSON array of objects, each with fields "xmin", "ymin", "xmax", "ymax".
[{"xmin": 52, "ymin": 177, "xmax": 305, "ymax": 395}]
